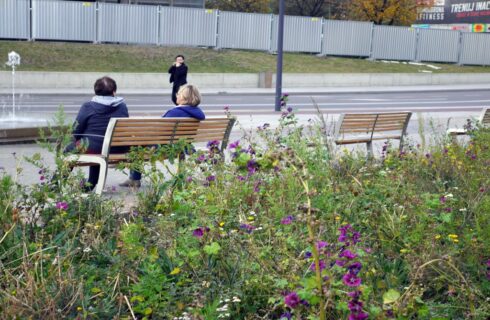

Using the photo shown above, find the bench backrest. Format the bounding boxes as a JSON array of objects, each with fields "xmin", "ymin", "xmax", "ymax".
[
  {"xmin": 100, "ymin": 117, "xmax": 234, "ymax": 156},
  {"xmin": 335, "ymin": 112, "xmax": 412, "ymax": 140},
  {"xmin": 480, "ymin": 108, "xmax": 490, "ymax": 126}
]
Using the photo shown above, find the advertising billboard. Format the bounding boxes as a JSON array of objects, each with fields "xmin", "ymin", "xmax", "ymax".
[{"xmin": 417, "ymin": 0, "xmax": 490, "ymax": 24}]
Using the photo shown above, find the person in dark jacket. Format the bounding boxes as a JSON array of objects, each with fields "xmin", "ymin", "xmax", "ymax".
[
  {"xmin": 67, "ymin": 76, "xmax": 129, "ymax": 191},
  {"xmin": 120, "ymin": 84, "xmax": 204, "ymax": 187},
  {"xmin": 168, "ymin": 55, "xmax": 188, "ymax": 105}
]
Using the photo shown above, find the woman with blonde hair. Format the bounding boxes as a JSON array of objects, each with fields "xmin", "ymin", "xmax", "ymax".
[{"xmin": 119, "ymin": 84, "xmax": 205, "ymax": 187}]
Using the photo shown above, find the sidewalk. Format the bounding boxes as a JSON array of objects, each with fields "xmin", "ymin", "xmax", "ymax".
[{"xmin": 1, "ymin": 84, "xmax": 490, "ymax": 95}]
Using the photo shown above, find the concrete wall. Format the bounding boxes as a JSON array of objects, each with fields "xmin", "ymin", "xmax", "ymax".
[{"xmin": 1, "ymin": 71, "xmax": 490, "ymax": 91}]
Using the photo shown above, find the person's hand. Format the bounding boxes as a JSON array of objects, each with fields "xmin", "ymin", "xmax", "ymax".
[{"xmin": 176, "ymin": 62, "xmax": 181, "ymax": 67}]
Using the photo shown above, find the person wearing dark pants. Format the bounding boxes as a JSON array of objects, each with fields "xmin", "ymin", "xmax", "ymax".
[
  {"xmin": 168, "ymin": 55, "xmax": 188, "ymax": 105},
  {"xmin": 67, "ymin": 76, "xmax": 129, "ymax": 191},
  {"xmin": 119, "ymin": 84, "xmax": 205, "ymax": 188}
]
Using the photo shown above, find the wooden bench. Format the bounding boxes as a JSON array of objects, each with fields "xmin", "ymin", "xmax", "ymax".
[
  {"xmin": 64, "ymin": 117, "xmax": 235, "ymax": 195},
  {"xmin": 447, "ymin": 108, "xmax": 489, "ymax": 141},
  {"xmin": 334, "ymin": 112, "xmax": 412, "ymax": 158}
]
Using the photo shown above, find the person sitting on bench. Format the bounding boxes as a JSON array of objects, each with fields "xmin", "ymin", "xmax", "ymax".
[
  {"xmin": 119, "ymin": 84, "xmax": 205, "ymax": 188},
  {"xmin": 66, "ymin": 76, "xmax": 129, "ymax": 191}
]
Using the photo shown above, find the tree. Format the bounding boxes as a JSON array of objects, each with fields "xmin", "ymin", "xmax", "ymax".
[
  {"xmin": 347, "ymin": 0, "xmax": 419, "ymax": 25},
  {"xmin": 205, "ymin": 0, "xmax": 271, "ymax": 13}
]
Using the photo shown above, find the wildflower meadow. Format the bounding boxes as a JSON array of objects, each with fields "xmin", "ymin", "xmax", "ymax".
[{"xmin": 0, "ymin": 104, "xmax": 489, "ymax": 319}]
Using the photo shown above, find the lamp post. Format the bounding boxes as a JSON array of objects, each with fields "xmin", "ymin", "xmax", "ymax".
[
  {"xmin": 274, "ymin": 0, "xmax": 285, "ymax": 112},
  {"xmin": 6, "ymin": 51, "xmax": 21, "ymax": 118}
]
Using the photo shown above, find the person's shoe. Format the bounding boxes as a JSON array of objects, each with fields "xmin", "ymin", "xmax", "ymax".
[{"xmin": 119, "ymin": 179, "xmax": 141, "ymax": 188}]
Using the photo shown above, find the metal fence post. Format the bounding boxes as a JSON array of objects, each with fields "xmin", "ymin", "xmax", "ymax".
[
  {"xmin": 368, "ymin": 22, "xmax": 375, "ymax": 60},
  {"xmin": 414, "ymin": 27, "xmax": 420, "ymax": 62},
  {"xmin": 215, "ymin": 9, "xmax": 220, "ymax": 49},
  {"xmin": 456, "ymin": 31, "xmax": 463, "ymax": 66},
  {"xmin": 156, "ymin": 5, "xmax": 161, "ymax": 45}
]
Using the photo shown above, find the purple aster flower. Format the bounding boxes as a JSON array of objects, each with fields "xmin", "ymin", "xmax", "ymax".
[
  {"xmin": 247, "ymin": 160, "xmax": 258, "ymax": 174},
  {"xmin": 253, "ymin": 180, "xmax": 261, "ymax": 193},
  {"xmin": 224, "ymin": 106, "xmax": 230, "ymax": 111},
  {"xmin": 339, "ymin": 249, "xmax": 357, "ymax": 260},
  {"xmin": 281, "ymin": 215, "xmax": 294, "ymax": 225},
  {"xmin": 280, "ymin": 312, "xmax": 292, "ymax": 320},
  {"xmin": 55, "ymin": 201, "xmax": 68, "ymax": 211},
  {"xmin": 343, "ymin": 272, "xmax": 362, "ymax": 287},
  {"xmin": 316, "ymin": 241, "xmax": 328, "ymax": 250},
  {"xmin": 439, "ymin": 196, "xmax": 446, "ymax": 204},
  {"xmin": 348, "ymin": 311, "xmax": 369, "ymax": 320},
  {"xmin": 206, "ymin": 175, "xmax": 216, "ymax": 182},
  {"xmin": 309, "ymin": 260, "xmax": 326, "ymax": 272},
  {"xmin": 229, "ymin": 140, "xmax": 240, "ymax": 149},
  {"xmin": 444, "ymin": 207, "xmax": 452, "ymax": 212},
  {"xmin": 239, "ymin": 224, "xmax": 256, "ymax": 234},
  {"xmin": 207, "ymin": 140, "xmax": 220, "ymax": 148},
  {"xmin": 186, "ymin": 176, "xmax": 193, "ymax": 183},
  {"xmin": 287, "ymin": 107, "xmax": 293, "ymax": 113},
  {"xmin": 347, "ymin": 262, "xmax": 363, "ymax": 275},
  {"xmin": 336, "ymin": 259, "xmax": 347, "ymax": 267},
  {"xmin": 348, "ymin": 299, "xmax": 364, "ymax": 312},
  {"xmin": 284, "ymin": 292, "xmax": 300, "ymax": 308},
  {"xmin": 197, "ymin": 154, "xmax": 206, "ymax": 162},
  {"xmin": 283, "ymin": 93, "xmax": 289, "ymax": 97},
  {"xmin": 304, "ymin": 251, "xmax": 312, "ymax": 259},
  {"xmin": 338, "ymin": 224, "xmax": 361, "ymax": 246},
  {"xmin": 193, "ymin": 227, "xmax": 204, "ymax": 238},
  {"xmin": 237, "ymin": 175, "xmax": 246, "ymax": 181},
  {"xmin": 40, "ymin": 176, "xmax": 45, "ymax": 181}
]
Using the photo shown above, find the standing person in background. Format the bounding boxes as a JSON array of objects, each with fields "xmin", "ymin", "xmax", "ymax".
[{"xmin": 168, "ymin": 55, "xmax": 188, "ymax": 105}]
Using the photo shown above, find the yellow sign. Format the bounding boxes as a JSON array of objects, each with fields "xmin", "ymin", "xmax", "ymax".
[
  {"xmin": 82, "ymin": 2, "xmax": 92, "ymax": 7},
  {"xmin": 206, "ymin": 9, "xmax": 214, "ymax": 14}
]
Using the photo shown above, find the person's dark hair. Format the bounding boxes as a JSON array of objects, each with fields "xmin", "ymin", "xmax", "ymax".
[
  {"xmin": 94, "ymin": 76, "xmax": 117, "ymax": 96},
  {"xmin": 175, "ymin": 55, "xmax": 185, "ymax": 60}
]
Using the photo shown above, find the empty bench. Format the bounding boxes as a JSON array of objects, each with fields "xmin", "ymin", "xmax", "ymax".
[
  {"xmin": 334, "ymin": 112, "xmax": 412, "ymax": 158},
  {"xmin": 64, "ymin": 117, "xmax": 235, "ymax": 195},
  {"xmin": 447, "ymin": 108, "xmax": 489, "ymax": 141}
]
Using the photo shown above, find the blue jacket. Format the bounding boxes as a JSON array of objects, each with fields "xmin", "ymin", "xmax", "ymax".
[
  {"xmin": 73, "ymin": 96, "xmax": 129, "ymax": 152},
  {"xmin": 163, "ymin": 105, "xmax": 205, "ymax": 120}
]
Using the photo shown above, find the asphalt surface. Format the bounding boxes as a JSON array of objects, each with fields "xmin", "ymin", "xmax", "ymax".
[{"xmin": 1, "ymin": 89, "xmax": 489, "ymax": 118}]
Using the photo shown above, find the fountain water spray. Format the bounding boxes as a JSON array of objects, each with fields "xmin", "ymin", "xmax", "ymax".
[{"xmin": 6, "ymin": 51, "xmax": 21, "ymax": 119}]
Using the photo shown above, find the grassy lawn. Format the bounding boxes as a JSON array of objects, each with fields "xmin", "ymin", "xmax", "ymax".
[{"xmin": 1, "ymin": 40, "xmax": 490, "ymax": 73}]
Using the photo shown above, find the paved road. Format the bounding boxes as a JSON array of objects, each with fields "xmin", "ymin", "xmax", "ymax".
[{"xmin": 0, "ymin": 90, "xmax": 489, "ymax": 118}]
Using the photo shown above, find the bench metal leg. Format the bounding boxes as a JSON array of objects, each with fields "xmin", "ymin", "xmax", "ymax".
[
  {"xmin": 94, "ymin": 160, "xmax": 108, "ymax": 196},
  {"xmin": 366, "ymin": 141, "xmax": 373, "ymax": 159}
]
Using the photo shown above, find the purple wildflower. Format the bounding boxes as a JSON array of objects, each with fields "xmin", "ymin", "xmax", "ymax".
[
  {"xmin": 281, "ymin": 215, "xmax": 294, "ymax": 225},
  {"xmin": 339, "ymin": 249, "xmax": 358, "ymax": 260},
  {"xmin": 229, "ymin": 140, "xmax": 240, "ymax": 149},
  {"xmin": 309, "ymin": 260, "xmax": 326, "ymax": 272},
  {"xmin": 253, "ymin": 180, "xmax": 261, "ymax": 193},
  {"xmin": 55, "ymin": 201, "xmax": 68, "ymax": 211},
  {"xmin": 40, "ymin": 176, "xmax": 45, "ymax": 181},
  {"xmin": 439, "ymin": 196, "xmax": 446, "ymax": 204},
  {"xmin": 348, "ymin": 311, "xmax": 369, "ymax": 320},
  {"xmin": 237, "ymin": 175, "xmax": 246, "ymax": 181},
  {"xmin": 193, "ymin": 227, "xmax": 205, "ymax": 238},
  {"xmin": 338, "ymin": 224, "xmax": 361, "ymax": 246},
  {"xmin": 316, "ymin": 241, "xmax": 328, "ymax": 250},
  {"xmin": 444, "ymin": 207, "xmax": 452, "ymax": 213},
  {"xmin": 284, "ymin": 292, "xmax": 300, "ymax": 308},
  {"xmin": 280, "ymin": 312, "xmax": 292, "ymax": 320},
  {"xmin": 287, "ymin": 107, "xmax": 293, "ymax": 113},
  {"xmin": 206, "ymin": 175, "xmax": 216, "ymax": 182},
  {"xmin": 247, "ymin": 159, "xmax": 258, "ymax": 174},
  {"xmin": 186, "ymin": 176, "xmax": 193, "ymax": 183},
  {"xmin": 197, "ymin": 154, "xmax": 206, "ymax": 162},
  {"xmin": 239, "ymin": 224, "xmax": 256, "ymax": 234},
  {"xmin": 336, "ymin": 260, "xmax": 347, "ymax": 267},
  {"xmin": 207, "ymin": 140, "xmax": 220, "ymax": 149},
  {"xmin": 223, "ymin": 106, "xmax": 230, "ymax": 111},
  {"xmin": 342, "ymin": 272, "xmax": 362, "ymax": 287},
  {"xmin": 347, "ymin": 262, "xmax": 362, "ymax": 275},
  {"xmin": 304, "ymin": 251, "xmax": 312, "ymax": 259}
]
